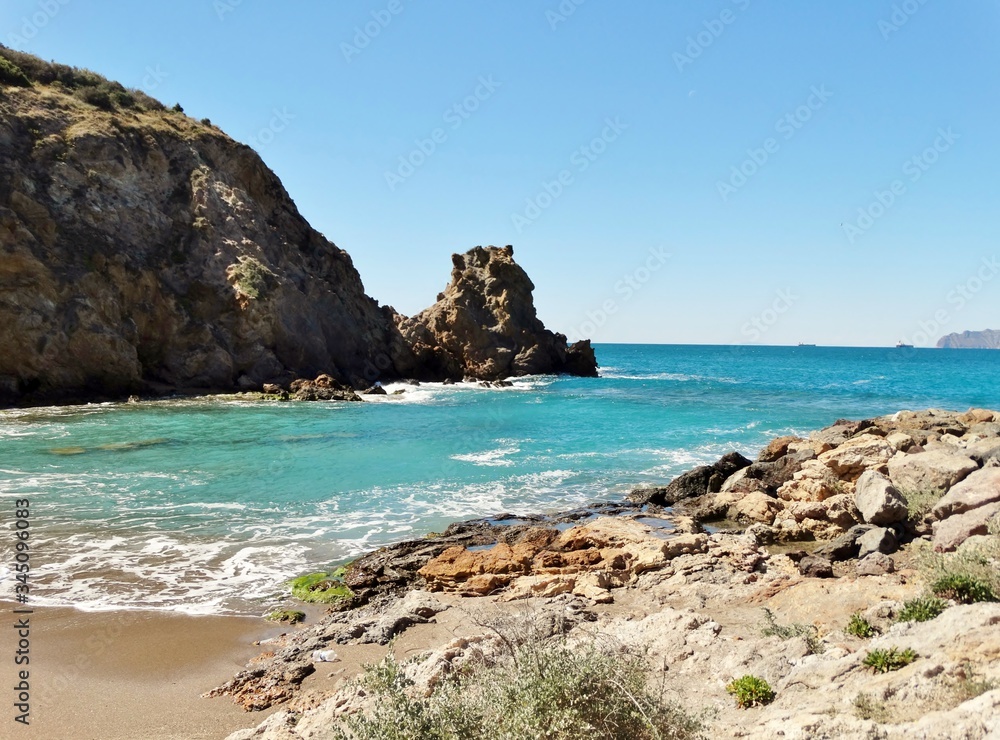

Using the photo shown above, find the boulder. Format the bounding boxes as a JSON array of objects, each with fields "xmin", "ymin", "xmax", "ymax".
[
  {"xmin": 856, "ymin": 552, "xmax": 895, "ymax": 576},
  {"xmin": 814, "ymin": 524, "xmax": 875, "ymax": 561},
  {"xmin": 887, "ymin": 449, "xmax": 979, "ymax": 498},
  {"xmin": 745, "ymin": 451, "xmax": 813, "ymax": 493},
  {"xmin": 362, "ymin": 385, "xmax": 387, "ymax": 395},
  {"xmin": 757, "ymin": 436, "xmax": 803, "ymax": 463},
  {"xmin": 777, "ymin": 459, "xmax": 844, "ymax": 502},
  {"xmin": 932, "ymin": 502, "xmax": 1000, "ymax": 552},
  {"xmin": 729, "ymin": 492, "xmax": 783, "ymax": 524},
  {"xmin": 885, "ymin": 431, "xmax": 915, "ymax": 451},
  {"xmin": 797, "ymin": 555, "xmax": 834, "ymax": 578},
  {"xmin": 930, "ymin": 467, "xmax": 1000, "ymax": 520},
  {"xmin": 856, "ymin": 526, "xmax": 898, "ymax": 558},
  {"xmin": 817, "ymin": 434, "xmax": 895, "ymax": 480},
  {"xmin": 629, "ymin": 451, "xmax": 751, "ymax": 505},
  {"xmin": 854, "ymin": 470, "xmax": 908, "ymax": 525}
]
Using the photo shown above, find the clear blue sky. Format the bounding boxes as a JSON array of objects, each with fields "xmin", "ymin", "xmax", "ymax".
[{"xmin": 4, "ymin": 0, "xmax": 998, "ymax": 347}]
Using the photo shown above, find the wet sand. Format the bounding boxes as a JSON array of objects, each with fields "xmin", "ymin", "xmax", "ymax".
[{"xmin": 0, "ymin": 602, "xmax": 281, "ymax": 740}]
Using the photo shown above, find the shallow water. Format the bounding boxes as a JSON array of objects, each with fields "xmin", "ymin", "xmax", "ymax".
[{"xmin": 0, "ymin": 344, "xmax": 996, "ymax": 614}]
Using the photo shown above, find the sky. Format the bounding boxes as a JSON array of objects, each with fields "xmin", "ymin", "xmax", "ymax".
[{"xmin": 3, "ymin": 0, "xmax": 999, "ymax": 347}]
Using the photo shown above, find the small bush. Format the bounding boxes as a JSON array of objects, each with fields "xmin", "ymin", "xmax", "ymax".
[
  {"xmin": 335, "ymin": 641, "xmax": 702, "ymax": 739},
  {"xmin": 900, "ymin": 488, "xmax": 939, "ymax": 521},
  {"xmin": 0, "ymin": 56, "xmax": 31, "ymax": 87},
  {"xmin": 172, "ymin": 102, "xmax": 184, "ymax": 113},
  {"xmin": 289, "ymin": 567, "xmax": 351, "ymax": 604},
  {"xmin": 863, "ymin": 647, "xmax": 917, "ymax": 673},
  {"xmin": 852, "ymin": 692, "xmax": 889, "ymax": 722},
  {"xmin": 75, "ymin": 86, "xmax": 114, "ymax": 111},
  {"xmin": 227, "ymin": 256, "xmax": 273, "ymax": 300},
  {"xmin": 897, "ymin": 596, "xmax": 948, "ymax": 623},
  {"xmin": 845, "ymin": 613, "xmax": 879, "ymax": 639},
  {"xmin": 760, "ymin": 608, "xmax": 824, "ymax": 654},
  {"xmin": 931, "ymin": 573, "xmax": 998, "ymax": 604},
  {"xmin": 726, "ymin": 675, "xmax": 775, "ymax": 709},
  {"xmin": 265, "ymin": 609, "xmax": 305, "ymax": 624}
]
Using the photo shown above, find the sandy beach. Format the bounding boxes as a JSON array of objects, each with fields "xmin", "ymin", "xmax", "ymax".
[{"xmin": 1, "ymin": 602, "xmax": 284, "ymax": 739}]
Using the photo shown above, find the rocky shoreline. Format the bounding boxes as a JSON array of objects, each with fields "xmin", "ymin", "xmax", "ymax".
[{"xmin": 217, "ymin": 407, "xmax": 1000, "ymax": 739}]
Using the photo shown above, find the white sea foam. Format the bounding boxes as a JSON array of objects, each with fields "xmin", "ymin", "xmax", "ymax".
[
  {"xmin": 451, "ymin": 444, "xmax": 521, "ymax": 467},
  {"xmin": 599, "ymin": 371, "xmax": 739, "ymax": 383}
]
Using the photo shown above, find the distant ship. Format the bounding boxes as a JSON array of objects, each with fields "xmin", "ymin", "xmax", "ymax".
[
  {"xmin": 797, "ymin": 343, "xmax": 817, "ymax": 347},
  {"xmin": 895, "ymin": 341, "xmax": 914, "ymax": 348}
]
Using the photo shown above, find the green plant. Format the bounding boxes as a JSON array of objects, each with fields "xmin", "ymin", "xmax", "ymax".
[
  {"xmin": 172, "ymin": 102, "xmax": 184, "ymax": 113},
  {"xmin": 845, "ymin": 613, "xmax": 879, "ymax": 638},
  {"xmin": 852, "ymin": 692, "xmax": 889, "ymax": 722},
  {"xmin": 726, "ymin": 675, "xmax": 775, "ymax": 709},
  {"xmin": 899, "ymin": 487, "xmax": 939, "ymax": 521},
  {"xmin": 931, "ymin": 573, "xmax": 998, "ymax": 604},
  {"xmin": 0, "ymin": 56, "xmax": 31, "ymax": 87},
  {"xmin": 862, "ymin": 647, "xmax": 917, "ymax": 673},
  {"xmin": 75, "ymin": 86, "xmax": 114, "ymax": 111},
  {"xmin": 227, "ymin": 256, "xmax": 273, "ymax": 300},
  {"xmin": 335, "ymin": 642, "xmax": 702, "ymax": 739},
  {"xmin": 265, "ymin": 609, "xmax": 305, "ymax": 624},
  {"xmin": 897, "ymin": 596, "xmax": 948, "ymax": 623},
  {"xmin": 913, "ymin": 519, "xmax": 1000, "ymax": 598},
  {"xmin": 760, "ymin": 608, "xmax": 824, "ymax": 654},
  {"xmin": 289, "ymin": 567, "xmax": 351, "ymax": 604}
]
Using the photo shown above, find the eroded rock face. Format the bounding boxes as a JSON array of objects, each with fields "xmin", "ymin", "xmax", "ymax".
[
  {"xmin": 394, "ymin": 246, "xmax": 597, "ymax": 381},
  {"xmin": 0, "ymin": 53, "xmax": 596, "ymax": 405}
]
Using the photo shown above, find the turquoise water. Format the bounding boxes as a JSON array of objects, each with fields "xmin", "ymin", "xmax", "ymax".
[{"xmin": 1, "ymin": 344, "xmax": 997, "ymax": 614}]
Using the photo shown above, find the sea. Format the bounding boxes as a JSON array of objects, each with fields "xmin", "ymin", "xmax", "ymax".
[{"xmin": 1, "ymin": 344, "xmax": 997, "ymax": 615}]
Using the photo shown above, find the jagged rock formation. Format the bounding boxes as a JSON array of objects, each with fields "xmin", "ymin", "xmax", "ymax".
[
  {"xmin": 937, "ymin": 329, "xmax": 1000, "ymax": 349},
  {"xmin": 395, "ymin": 245, "xmax": 597, "ymax": 381},
  {"xmin": 0, "ymin": 48, "xmax": 596, "ymax": 406}
]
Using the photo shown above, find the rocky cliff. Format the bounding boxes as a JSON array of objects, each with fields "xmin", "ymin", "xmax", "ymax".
[
  {"xmin": 396, "ymin": 245, "xmax": 597, "ymax": 381},
  {"xmin": 0, "ymin": 47, "xmax": 596, "ymax": 406},
  {"xmin": 937, "ymin": 329, "xmax": 1000, "ymax": 349}
]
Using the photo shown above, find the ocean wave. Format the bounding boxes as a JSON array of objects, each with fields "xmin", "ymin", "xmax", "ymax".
[{"xmin": 599, "ymin": 371, "xmax": 739, "ymax": 384}]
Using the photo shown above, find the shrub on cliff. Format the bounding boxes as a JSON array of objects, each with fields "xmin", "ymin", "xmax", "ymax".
[
  {"xmin": 333, "ymin": 640, "xmax": 702, "ymax": 740},
  {"xmin": 0, "ymin": 44, "xmax": 165, "ymax": 111},
  {"xmin": 0, "ymin": 56, "xmax": 31, "ymax": 87}
]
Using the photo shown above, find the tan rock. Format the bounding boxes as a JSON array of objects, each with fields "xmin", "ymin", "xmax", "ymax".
[
  {"xmin": 758, "ymin": 435, "xmax": 803, "ymax": 462},
  {"xmin": 729, "ymin": 492, "xmax": 783, "ymax": 524},
  {"xmin": 931, "ymin": 467, "xmax": 1000, "ymax": 520},
  {"xmin": 818, "ymin": 434, "xmax": 895, "ymax": 480},
  {"xmin": 888, "ymin": 449, "xmax": 979, "ymax": 497},
  {"xmin": 932, "ymin": 502, "xmax": 1000, "ymax": 552}
]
